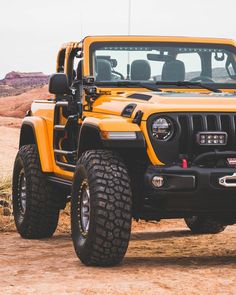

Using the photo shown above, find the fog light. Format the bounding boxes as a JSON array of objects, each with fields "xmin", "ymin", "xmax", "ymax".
[
  {"xmin": 196, "ymin": 132, "xmax": 227, "ymax": 146},
  {"xmin": 152, "ymin": 176, "xmax": 164, "ymax": 188}
]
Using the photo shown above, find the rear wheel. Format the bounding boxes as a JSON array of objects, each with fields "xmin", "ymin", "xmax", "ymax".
[
  {"xmin": 12, "ymin": 144, "xmax": 60, "ymax": 239},
  {"xmin": 184, "ymin": 216, "xmax": 226, "ymax": 234},
  {"xmin": 71, "ymin": 150, "xmax": 132, "ymax": 266}
]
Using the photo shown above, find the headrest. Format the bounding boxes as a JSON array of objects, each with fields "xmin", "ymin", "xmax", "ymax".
[
  {"xmin": 162, "ymin": 60, "xmax": 185, "ymax": 81},
  {"xmin": 96, "ymin": 59, "xmax": 112, "ymax": 81},
  {"xmin": 131, "ymin": 60, "xmax": 151, "ymax": 80}
]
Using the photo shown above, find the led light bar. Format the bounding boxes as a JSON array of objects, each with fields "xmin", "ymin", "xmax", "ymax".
[
  {"xmin": 196, "ymin": 132, "xmax": 227, "ymax": 146},
  {"xmin": 101, "ymin": 131, "xmax": 137, "ymax": 140}
]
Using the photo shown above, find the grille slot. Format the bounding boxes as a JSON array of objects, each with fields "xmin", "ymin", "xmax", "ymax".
[
  {"xmin": 178, "ymin": 116, "xmax": 188, "ymax": 154},
  {"xmin": 207, "ymin": 115, "xmax": 217, "ymax": 131},
  {"xmin": 192, "ymin": 115, "xmax": 203, "ymax": 132}
]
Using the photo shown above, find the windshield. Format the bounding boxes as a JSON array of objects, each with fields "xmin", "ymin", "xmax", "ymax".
[{"xmin": 90, "ymin": 42, "xmax": 236, "ymax": 88}]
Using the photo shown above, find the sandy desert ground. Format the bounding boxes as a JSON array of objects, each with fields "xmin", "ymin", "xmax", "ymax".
[
  {"xmin": 0, "ymin": 105, "xmax": 236, "ymax": 294},
  {"xmin": 0, "ymin": 123, "xmax": 20, "ymax": 178},
  {"xmin": 1, "ymin": 221, "xmax": 236, "ymax": 295}
]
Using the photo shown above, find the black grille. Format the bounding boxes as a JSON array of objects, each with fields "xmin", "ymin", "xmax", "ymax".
[
  {"xmin": 178, "ymin": 113, "xmax": 236, "ymax": 155},
  {"xmin": 147, "ymin": 113, "xmax": 236, "ymax": 164}
]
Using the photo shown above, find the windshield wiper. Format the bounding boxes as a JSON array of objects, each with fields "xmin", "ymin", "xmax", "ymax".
[
  {"xmin": 154, "ymin": 81, "xmax": 222, "ymax": 93},
  {"xmin": 95, "ymin": 81, "xmax": 162, "ymax": 92}
]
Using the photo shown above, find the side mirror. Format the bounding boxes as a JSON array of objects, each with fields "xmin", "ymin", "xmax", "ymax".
[{"xmin": 49, "ymin": 73, "xmax": 70, "ymax": 94}]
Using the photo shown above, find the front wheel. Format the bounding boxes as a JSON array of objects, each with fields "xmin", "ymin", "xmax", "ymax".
[
  {"xmin": 71, "ymin": 150, "xmax": 132, "ymax": 266},
  {"xmin": 184, "ymin": 216, "xmax": 226, "ymax": 234}
]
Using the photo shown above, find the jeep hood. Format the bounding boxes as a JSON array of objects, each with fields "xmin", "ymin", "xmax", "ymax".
[{"xmin": 92, "ymin": 91, "xmax": 236, "ymax": 120}]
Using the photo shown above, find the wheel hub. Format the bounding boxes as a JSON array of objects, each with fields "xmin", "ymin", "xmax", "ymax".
[
  {"xmin": 18, "ymin": 170, "xmax": 27, "ymax": 214},
  {"xmin": 80, "ymin": 180, "xmax": 90, "ymax": 234}
]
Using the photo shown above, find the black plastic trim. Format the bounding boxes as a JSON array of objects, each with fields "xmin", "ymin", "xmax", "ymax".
[
  {"xmin": 192, "ymin": 150, "xmax": 236, "ymax": 165},
  {"xmin": 19, "ymin": 121, "xmax": 37, "ymax": 148},
  {"xmin": 146, "ymin": 172, "xmax": 196, "ymax": 191},
  {"xmin": 145, "ymin": 164, "xmax": 236, "ymax": 197},
  {"xmin": 121, "ymin": 103, "xmax": 137, "ymax": 117},
  {"xmin": 142, "ymin": 165, "xmax": 236, "ymax": 215},
  {"xmin": 47, "ymin": 176, "xmax": 72, "ymax": 188}
]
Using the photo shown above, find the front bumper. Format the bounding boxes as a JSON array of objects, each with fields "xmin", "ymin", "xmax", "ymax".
[{"xmin": 144, "ymin": 165, "xmax": 236, "ymax": 214}]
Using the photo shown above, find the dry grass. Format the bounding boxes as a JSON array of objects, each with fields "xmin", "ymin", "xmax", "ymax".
[
  {"xmin": 0, "ymin": 176, "xmax": 71, "ymax": 233},
  {"xmin": 57, "ymin": 204, "xmax": 71, "ymax": 233},
  {"xmin": 0, "ymin": 176, "xmax": 15, "ymax": 232},
  {"xmin": 0, "ymin": 176, "xmax": 11, "ymax": 196}
]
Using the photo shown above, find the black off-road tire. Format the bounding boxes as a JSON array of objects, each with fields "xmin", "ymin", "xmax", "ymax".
[
  {"xmin": 71, "ymin": 150, "xmax": 132, "ymax": 267},
  {"xmin": 12, "ymin": 144, "xmax": 60, "ymax": 239},
  {"xmin": 184, "ymin": 216, "xmax": 226, "ymax": 234}
]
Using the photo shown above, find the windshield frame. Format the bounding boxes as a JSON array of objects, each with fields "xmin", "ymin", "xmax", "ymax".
[{"xmin": 89, "ymin": 41, "xmax": 236, "ymax": 90}]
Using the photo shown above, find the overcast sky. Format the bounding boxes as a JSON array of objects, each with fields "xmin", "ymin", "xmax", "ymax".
[{"xmin": 0, "ymin": 0, "xmax": 235, "ymax": 79}]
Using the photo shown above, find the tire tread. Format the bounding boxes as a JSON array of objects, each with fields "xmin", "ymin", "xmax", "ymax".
[
  {"xmin": 184, "ymin": 216, "xmax": 226, "ymax": 234},
  {"xmin": 72, "ymin": 150, "xmax": 132, "ymax": 266}
]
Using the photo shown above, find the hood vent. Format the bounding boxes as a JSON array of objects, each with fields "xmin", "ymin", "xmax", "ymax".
[
  {"xmin": 121, "ymin": 103, "xmax": 137, "ymax": 117},
  {"xmin": 128, "ymin": 93, "xmax": 152, "ymax": 101}
]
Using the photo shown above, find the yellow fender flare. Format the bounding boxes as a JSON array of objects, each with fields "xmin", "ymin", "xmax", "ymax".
[{"xmin": 20, "ymin": 117, "xmax": 54, "ymax": 172}]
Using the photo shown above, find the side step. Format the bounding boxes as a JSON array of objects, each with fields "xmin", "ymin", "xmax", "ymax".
[
  {"xmin": 54, "ymin": 149, "xmax": 77, "ymax": 156},
  {"xmin": 54, "ymin": 125, "xmax": 65, "ymax": 131},
  {"xmin": 54, "ymin": 149, "xmax": 77, "ymax": 171},
  {"xmin": 47, "ymin": 175, "xmax": 72, "ymax": 188},
  {"xmin": 55, "ymin": 161, "xmax": 76, "ymax": 171}
]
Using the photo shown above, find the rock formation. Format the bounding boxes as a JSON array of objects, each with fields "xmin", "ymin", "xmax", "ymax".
[{"xmin": 0, "ymin": 71, "xmax": 49, "ymax": 97}]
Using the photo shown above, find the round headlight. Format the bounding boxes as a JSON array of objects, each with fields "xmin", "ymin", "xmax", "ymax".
[{"xmin": 152, "ymin": 117, "xmax": 174, "ymax": 140}]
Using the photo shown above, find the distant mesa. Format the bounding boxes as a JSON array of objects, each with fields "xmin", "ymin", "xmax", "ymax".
[
  {"xmin": 0, "ymin": 71, "xmax": 49, "ymax": 97},
  {"xmin": 4, "ymin": 71, "xmax": 48, "ymax": 80}
]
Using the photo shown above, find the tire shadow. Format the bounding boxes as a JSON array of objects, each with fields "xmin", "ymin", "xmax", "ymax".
[
  {"xmin": 131, "ymin": 230, "xmax": 192, "ymax": 240},
  {"xmin": 127, "ymin": 229, "xmax": 236, "ymax": 267},
  {"xmin": 124, "ymin": 255, "xmax": 236, "ymax": 267}
]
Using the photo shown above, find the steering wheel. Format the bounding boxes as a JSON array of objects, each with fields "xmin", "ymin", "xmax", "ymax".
[
  {"xmin": 112, "ymin": 70, "xmax": 125, "ymax": 80},
  {"xmin": 190, "ymin": 76, "xmax": 214, "ymax": 82}
]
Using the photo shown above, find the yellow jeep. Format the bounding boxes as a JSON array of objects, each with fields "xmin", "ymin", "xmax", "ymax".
[{"xmin": 12, "ymin": 36, "xmax": 236, "ymax": 266}]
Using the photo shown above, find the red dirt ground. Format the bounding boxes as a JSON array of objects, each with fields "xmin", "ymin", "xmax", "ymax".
[{"xmin": 0, "ymin": 85, "xmax": 50, "ymax": 118}]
